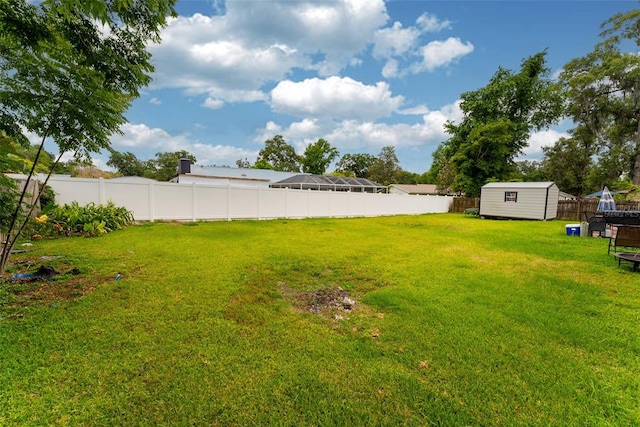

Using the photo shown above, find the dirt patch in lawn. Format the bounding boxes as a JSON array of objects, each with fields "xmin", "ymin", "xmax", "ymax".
[
  {"xmin": 284, "ymin": 284, "xmax": 357, "ymax": 320},
  {"xmin": 1, "ymin": 257, "xmax": 107, "ymax": 316}
]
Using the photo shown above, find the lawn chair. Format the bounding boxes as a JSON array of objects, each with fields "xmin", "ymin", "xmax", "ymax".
[{"xmin": 608, "ymin": 225, "xmax": 640, "ymax": 255}]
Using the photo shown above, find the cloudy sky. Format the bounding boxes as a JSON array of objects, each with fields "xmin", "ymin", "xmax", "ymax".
[{"xmin": 87, "ymin": 0, "xmax": 635, "ymax": 173}]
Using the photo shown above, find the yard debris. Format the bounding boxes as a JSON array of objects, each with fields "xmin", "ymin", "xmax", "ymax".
[
  {"xmin": 342, "ymin": 296, "xmax": 355, "ymax": 310},
  {"xmin": 292, "ymin": 286, "xmax": 356, "ymax": 318},
  {"xmin": 11, "ymin": 265, "xmax": 59, "ymax": 281},
  {"xmin": 10, "ymin": 265, "xmax": 80, "ymax": 281}
]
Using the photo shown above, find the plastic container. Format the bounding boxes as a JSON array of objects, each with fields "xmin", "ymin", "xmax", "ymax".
[
  {"xmin": 565, "ymin": 224, "xmax": 580, "ymax": 236},
  {"xmin": 580, "ymin": 222, "xmax": 589, "ymax": 237}
]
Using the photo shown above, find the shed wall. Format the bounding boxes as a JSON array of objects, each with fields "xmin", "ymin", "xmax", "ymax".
[
  {"xmin": 480, "ymin": 185, "xmax": 558, "ymax": 220},
  {"xmin": 544, "ymin": 185, "xmax": 559, "ymax": 219}
]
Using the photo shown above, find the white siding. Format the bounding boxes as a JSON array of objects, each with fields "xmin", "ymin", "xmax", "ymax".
[{"xmin": 480, "ymin": 182, "xmax": 559, "ymax": 220}]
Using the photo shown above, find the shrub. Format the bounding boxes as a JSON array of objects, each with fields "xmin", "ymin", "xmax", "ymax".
[{"xmin": 34, "ymin": 201, "xmax": 134, "ymax": 237}]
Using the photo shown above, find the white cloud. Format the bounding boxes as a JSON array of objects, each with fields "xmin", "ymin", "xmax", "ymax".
[
  {"xmin": 373, "ymin": 21, "xmax": 420, "ymax": 59},
  {"xmin": 150, "ymin": 0, "xmax": 388, "ymax": 100},
  {"xmin": 108, "ymin": 123, "xmax": 256, "ymax": 166},
  {"xmin": 110, "ymin": 123, "xmax": 191, "ymax": 152},
  {"xmin": 288, "ymin": 118, "xmax": 321, "ymax": 138},
  {"xmin": 256, "ymin": 101, "xmax": 462, "ymax": 153},
  {"xmin": 370, "ymin": 13, "xmax": 471, "ymax": 78},
  {"xmin": 381, "ymin": 59, "xmax": 399, "ymax": 78},
  {"xmin": 149, "ymin": 97, "xmax": 162, "ymax": 105},
  {"xmin": 270, "ymin": 76, "xmax": 404, "ymax": 120},
  {"xmin": 202, "ymin": 97, "xmax": 224, "ymax": 110},
  {"xmin": 416, "ymin": 37, "xmax": 474, "ymax": 72},
  {"xmin": 416, "ymin": 13, "xmax": 452, "ymax": 33},
  {"xmin": 520, "ymin": 129, "xmax": 567, "ymax": 159},
  {"xmin": 189, "ymin": 143, "xmax": 258, "ymax": 166}
]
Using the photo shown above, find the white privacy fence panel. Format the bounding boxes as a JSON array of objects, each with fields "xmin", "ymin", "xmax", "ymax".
[{"xmin": 46, "ymin": 177, "xmax": 453, "ymax": 221}]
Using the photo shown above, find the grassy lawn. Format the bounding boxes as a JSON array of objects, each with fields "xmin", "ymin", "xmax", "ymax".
[{"xmin": 1, "ymin": 214, "xmax": 639, "ymax": 426}]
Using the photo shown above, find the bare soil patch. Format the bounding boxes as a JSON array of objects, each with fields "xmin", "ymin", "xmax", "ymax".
[
  {"xmin": 1, "ymin": 257, "xmax": 104, "ymax": 313},
  {"xmin": 288, "ymin": 285, "xmax": 356, "ymax": 319}
]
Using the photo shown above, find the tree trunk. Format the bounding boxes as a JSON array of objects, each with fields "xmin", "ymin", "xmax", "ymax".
[{"xmin": 634, "ymin": 114, "xmax": 640, "ymax": 185}]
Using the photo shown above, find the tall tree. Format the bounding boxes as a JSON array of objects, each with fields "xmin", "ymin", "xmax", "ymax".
[
  {"xmin": 301, "ymin": 138, "xmax": 339, "ymax": 175},
  {"xmin": 541, "ymin": 136, "xmax": 594, "ymax": 197},
  {"xmin": 434, "ymin": 52, "xmax": 563, "ymax": 196},
  {"xmin": 368, "ymin": 146, "xmax": 401, "ymax": 185},
  {"xmin": 560, "ymin": 9, "xmax": 640, "ymax": 184},
  {"xmin": 513, "ymin": 160, "xmax": 545, "ymax": 182},
  {"xmin": 148, "ymin": 151, "xmax": 197, "ymax": 181},
  {"xmin": 107, "ymin": 151, "xmax": 147, "ymax": 177},
  {"xmin": 0, "ymin": 0, "xmax": 177, "ymax": 275},
  {"xmin": 236, "ymin": 158, "xmax": 252, "ymax": 168},
  {"xmin": 255, "ymin": 135, "xmax": 301, "ymax": 172},
  {"xmin": 335, "ymin": 153, "xmax": 376, "ymax": 178}
]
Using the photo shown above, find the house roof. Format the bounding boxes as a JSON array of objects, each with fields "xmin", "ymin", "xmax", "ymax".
[
  {"xmin": 178, "ymin": 165, "xmax": 300, "ymax": 183},
  {"xmin": 389, "ymin": 184, "xmax": 439, "ymax": 194},
  {"xmin": 558, "ymin": 191, "xmax": 576, "ymax": 199},
  {"xmin": 482, "ymin": 182, "xmax": 557, "ymax": 189},
  {"xmin": 270, "ymin": 174, "xmax": 387, "ymax": 192}
]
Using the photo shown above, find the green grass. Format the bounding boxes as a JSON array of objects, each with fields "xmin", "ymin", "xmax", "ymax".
[{"xmin": 1, "ymin": 214, "xmax": 639, "ymax": 426}]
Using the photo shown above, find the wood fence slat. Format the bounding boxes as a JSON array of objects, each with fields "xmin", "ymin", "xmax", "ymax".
[{"xmin": 451, "ymin": 197, "xmax": 640, "ymax": 219}]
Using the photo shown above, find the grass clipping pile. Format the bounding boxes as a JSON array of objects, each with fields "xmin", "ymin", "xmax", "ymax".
[{"xmin": 290, "ymin": 285, "xmax": 356, "ymax": 320}]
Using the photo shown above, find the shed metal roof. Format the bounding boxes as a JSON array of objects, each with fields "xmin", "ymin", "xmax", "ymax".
[{"xmin": 482, "ymin": 182, "xmax": 556, "ymax": 189}]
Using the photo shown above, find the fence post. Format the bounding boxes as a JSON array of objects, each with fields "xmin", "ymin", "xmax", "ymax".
[
  {"xmin": 192, "ymin": 182, "xmax": 197, "ymax": 222},
  {"xmin": 226, "ymin": 184, "xmax": 231, "ymax": 221},
  {"xmin": 148, "ymin": 181, "xmax": 155, "ymax": 222},
  {"xmin": 257, "ymin": 187, "xmax": 262, "ymax": 220},
  {"xmin": 285, "ymin": 188, "xmax": 288, "ymax": 219},
  {"xmin": 99, "ymin": 177, "xmax": 106, "ymax": 204}
]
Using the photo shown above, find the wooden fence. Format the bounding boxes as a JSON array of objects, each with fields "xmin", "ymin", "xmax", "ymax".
[
  {"xmin": 451, "ymin": 197, "xmax": 480, "ymax": 213},
  {"xmin": 451, "ymin": 197, "xmax": 640, "ymax": 220},
  {"xmin": 556, "ymin": 200, "xmax": 640, "ymax": 221}
]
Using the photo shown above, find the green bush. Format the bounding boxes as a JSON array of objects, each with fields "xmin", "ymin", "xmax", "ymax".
[{"xmin": 34, "ymin": 201, "xmax": 133, "ymax": 237}]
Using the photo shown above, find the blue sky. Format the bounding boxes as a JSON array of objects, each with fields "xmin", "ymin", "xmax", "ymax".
[{"xmin": 70, "ymin": 0, "xmax": 638, "ymax": 173}]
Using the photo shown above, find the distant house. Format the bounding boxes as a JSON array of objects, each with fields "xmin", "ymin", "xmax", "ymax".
[
  {"xmin": 558, "ymin": 191, "xmax": 576, "ymax": 201},
  {"xmin": 388, "ymin": 184, "xmax": 440, "ymax": 195},
  {"xmin": 479, "ymin": 182, "xmax": 559, "ymax": 220},
  {"xmin": 171, "ymin": 160, "xmax": 299, "ymax": 187}
]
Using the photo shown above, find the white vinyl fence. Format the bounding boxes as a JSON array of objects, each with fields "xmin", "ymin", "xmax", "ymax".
[{"xmin": 43, "ymin": 176, "xmax": 453, "ymax": 221}]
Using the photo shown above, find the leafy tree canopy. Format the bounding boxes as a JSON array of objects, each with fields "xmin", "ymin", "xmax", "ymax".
[
  {"xmin": 335, "ymin": 153, "xmax": 376, "ymax": 179},
  {"xmin": 560, "ymin": 8, "xmax": 640, "ymax": 184},
  {"xmin": 433, "ymin": 52, "xmax": 563, "ymax": 196},
  {"xmin": 255, "ymin": 135, "xmax": 301, "ymax": 172},
  {"xmin": 301, "ymin": 138, "xmax": 339, "ymax": 175},
  {"xmin": 150, "ymin": 151, "xmax": 196, "ymax": 181},
  {"xmin": 0, "ymin": 0, "xmax": 177, "ymax": 275},
  {"xmin": 368, "ymin": 146, "xmax": 402, "ymax": 186},
  {"xmin": 107, "ymin": 150, "xmax": 196, "ymax": 181}
]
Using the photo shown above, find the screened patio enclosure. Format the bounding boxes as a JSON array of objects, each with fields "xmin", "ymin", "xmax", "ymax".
[{"xmin": 270, "ymin": 174, "xmax": 387, "ymax": 193}]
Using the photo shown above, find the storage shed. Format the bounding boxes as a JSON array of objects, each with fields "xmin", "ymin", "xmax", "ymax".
[{"xmin": 479, "ymin": 182, "xmax": 559, "ymax": 220}]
